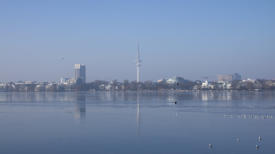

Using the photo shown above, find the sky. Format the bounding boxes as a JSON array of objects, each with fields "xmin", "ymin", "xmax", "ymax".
[{"xmin": 0, "ymin": 0, "xmax": 274, "ymax": 82}]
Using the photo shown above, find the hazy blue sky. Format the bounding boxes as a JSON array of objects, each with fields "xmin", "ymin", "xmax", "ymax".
[{"xmin": 0, "ymin": 0, "xmax": 274, "ymax": 82}]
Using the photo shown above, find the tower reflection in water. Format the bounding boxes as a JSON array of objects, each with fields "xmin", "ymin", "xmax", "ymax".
[
  {"xmin": 136, "ymin": 91, "xmax": 141, "ymax": 136},
  {"xmin": 74, "ymin": 93, "xmax": 86, "ymax": 120}
]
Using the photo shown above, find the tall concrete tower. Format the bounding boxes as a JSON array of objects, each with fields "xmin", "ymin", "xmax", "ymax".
[{"xmin": 136, "ymin": 44, "xmax": 141, "ymax": 83}]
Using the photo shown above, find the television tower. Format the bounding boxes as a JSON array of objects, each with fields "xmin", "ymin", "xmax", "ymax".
[{"xmin": 136, "ymin": 43, "xmax": 141, "ymax": 83}]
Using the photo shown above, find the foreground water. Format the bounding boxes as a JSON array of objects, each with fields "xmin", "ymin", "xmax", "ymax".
[{"xmin": 0, "ymin": 91, "xmax": 274, "ymax": 154}]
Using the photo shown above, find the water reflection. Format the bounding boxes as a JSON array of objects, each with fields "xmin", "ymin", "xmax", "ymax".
[
  {"xmin": 224, "ymin": 114, "xmax": 273, "ymax": 120},
  {"xmin": 0, "ymin": 91, "xmax": 275, "ymax": 112},
  {"xmin": 0, "ymin": 91, "xmax": 274, "ymax": 102},
  {"xmin": 0, "ymin": 91, "xmax": 274, "ymax": 154},
  {"xmin": 74, "ymin": 93, "xmax": 86, "ymax": 120},
  {"xmin": 136, "ymin": 91, "xmax": 141, "ymax": 136}
]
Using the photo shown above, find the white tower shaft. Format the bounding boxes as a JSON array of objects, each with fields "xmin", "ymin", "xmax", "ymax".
[{"xmin": 136, "ymin": 44, "xmax": 141, "ymax": 83}]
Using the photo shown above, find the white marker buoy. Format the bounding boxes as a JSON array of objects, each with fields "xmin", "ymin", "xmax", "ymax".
[{"xmin": 258, "ymin": 136, "xmax": 262, "ymax": 142}]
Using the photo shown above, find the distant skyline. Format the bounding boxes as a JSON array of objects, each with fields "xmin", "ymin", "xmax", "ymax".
[{"xmin": 0, "ymin": 0, "xmax": 275, "ymax": 82}]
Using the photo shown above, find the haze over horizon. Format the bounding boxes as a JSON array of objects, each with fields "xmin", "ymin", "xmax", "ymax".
[{"xmin": 0, "ymin": 0, "xmax": 274, "ymax": 82}]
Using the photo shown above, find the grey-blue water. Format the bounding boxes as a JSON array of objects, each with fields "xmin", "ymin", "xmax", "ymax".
[{"xmin": 0, "ymin": 91, "xmax": 274, "ymax": 154}]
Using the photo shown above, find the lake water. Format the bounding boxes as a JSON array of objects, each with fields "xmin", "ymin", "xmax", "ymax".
[{"xmin": 0, "ymin": 91, "xmax": 274, "ymax": 154}]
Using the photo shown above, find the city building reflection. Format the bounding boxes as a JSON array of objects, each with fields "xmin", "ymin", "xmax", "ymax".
[
  {"xmin": 74, "ymin": 93, "xmax": 86, "ymax": 120},
  {"xmin": 0, "ymin": 91, "xmax": 275, "ymax": 118}
]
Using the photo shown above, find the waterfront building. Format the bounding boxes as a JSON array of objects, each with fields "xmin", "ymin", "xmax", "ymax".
[
  {"xmin": 201, "ymin": 80, "xmax": 214, "ymax": 89},
  {"xmin": 166, "ymin": 77, "xmax": 185, "ymax": 84},
  {"xmin": 157, "ymin": 79, "xmax": 166, "ymax": 83},
  {"xmin": 60, "ymin": 77, "xmax": 75, "ymax": 85},
  {"xmin": 60, "ymin": 78, "xmax": 70, "ymax": 84}
]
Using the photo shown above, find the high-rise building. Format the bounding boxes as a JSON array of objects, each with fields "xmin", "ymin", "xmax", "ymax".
[
  {"xmin": 217, "ymin": 75, "xmax": 233, "ymax": 82},
  {"xmin": 217, "ymin": 73, "xmax": 242, "ymax": 82},
  {"xmin": 232, "ymin": 73, "xmax": 242, "ymax": 81},
  {"xmin": 74, "ymin": 64, "xmax": 86, "ymax": 84}
]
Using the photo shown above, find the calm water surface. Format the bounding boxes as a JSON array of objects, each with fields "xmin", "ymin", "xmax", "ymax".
[{"xmin": 0, "ymin": 91, "xmax": 274, "ymax": 154}]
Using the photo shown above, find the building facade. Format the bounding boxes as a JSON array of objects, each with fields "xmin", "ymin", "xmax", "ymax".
[
  {"xmin": 217, "ymin": 73, "xmax": 242, "ymax": 82},
  {"xmin": 74, "ymin": 64, "xmax": 86, "ymax": 84}
]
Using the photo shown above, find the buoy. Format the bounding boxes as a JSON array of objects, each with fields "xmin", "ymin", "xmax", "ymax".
[
  {"xmin": 174, "ymin": 101, "xmax": 177, "ymax": 104},
  {"xmin": 256, "ymin": 145, "xmax": 260, "ymax": 150},
  {"xmin": 209, "ymin": 144, "xmax": 213, "ymax": 149}
]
